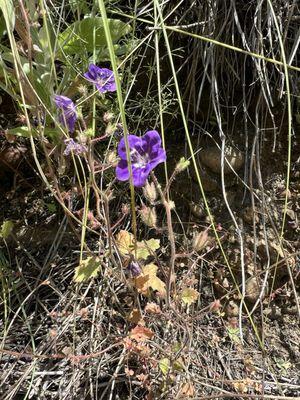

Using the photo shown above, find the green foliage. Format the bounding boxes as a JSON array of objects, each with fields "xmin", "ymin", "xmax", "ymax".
[
  {"xmin": 58, "ymin": 17, "xmax": 131, "ymax": 58},
  {"xmin": 45, "ymin": 203, "xmax": 57, "ymax": 213},
  {"xmin": 0, "ymin": 0, "xmax": 15, "ymax": 31},
  {"xmin": 0, "ymin": 7, "xmax": 132, "ymax": 142},
  {"xmin": 227, "ymin": 326, "xmax": 241, "ymax": 344},
  {"xmin": 68, "ymin": 0, "xmax": 89, "ymax": 14},
  {"xmin": 0, "ymin": 220, "xmax": 14, "ymax": 239},
  {"xmin": 74, "ymin": 256, "xmax": 101, "ymax": 283},
  {"xmin": 136, "ymin": 239, "xmax": 160, "ymax": 260},
  {"xmin": 159, "ymin": 358, "xmax": 170, "ymax": 376},
  {"xmin": 116, "ymin": 230, "xmax": 160, "ymax": 260},
  {"xmin": 5, "ymin": 126, "xmax": 62, "ymax": 142}
]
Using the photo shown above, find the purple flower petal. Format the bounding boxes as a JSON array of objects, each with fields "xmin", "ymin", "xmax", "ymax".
[
  {"xmin": 84, "ymin": 64, "xmax": 99, "ymax": 81},
  {"xmin": 84, "ymin": 64, "xmax": 116, "ymax": 94},
  {"xmin": 142, "ymin": 130, "xmax": 162, "ymax": 150},
  {"xmin": 54, "ymin": 95, "xmax": 73, "ymax": 108},
  {"xmin": 115, "ymin": 159, "xmax": 130, "ymax": 181},
  {"xmin": 128, "ymin": 261, "xmax": 142, "ymax": 277},
  {"xmin": 63, "ymin": 138, "xmax": 87, "ymax": 156},
  {"xmin": 116, "ymin": 161, "xmax": 149, "ymax": 187},
  {"xmin": 132, "ymin": 166, "xmax": 150, "ymax": 187},
  {"xmin": 117, "ymin": 135, "xmax": 143, "ymax": 160},
  {"xmin": 54, "ymin": 94, "xmax": 77, "ymax": 133},
  {"xmin": 148, "ymin": 147, "xmax": 166, "ymax": 170},
  {"xmin": 115, "ymin": 130, "xmax": 166, "ymax": 188}
]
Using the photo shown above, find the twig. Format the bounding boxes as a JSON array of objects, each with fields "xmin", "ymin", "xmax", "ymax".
[{"xmin": 151, "ymin": 172, "xmax": 176, "ymax": 307}]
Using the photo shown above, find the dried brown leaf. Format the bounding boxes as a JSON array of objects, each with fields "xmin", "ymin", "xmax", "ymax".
[{"xmin": 129, "ymin": 325, "xmax": 154, "ymax": 342}]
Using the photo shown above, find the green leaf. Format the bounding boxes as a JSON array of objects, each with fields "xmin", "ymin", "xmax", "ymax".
[
  {"xmin": 0, "ymin": 0, "xmax": 15, "ymax": 31},
  {"xmin": 136, "ymin": 238, "xmax": 160, "ymax": 260},
  {"xmin": 5, "ymin": 126, "xmax": 36, "ymax": 138},
  {"xmin": 74, "ymin": 256, "xmax": 101, "ymax": 283},
  {"xmin": 227, "ymin": 326, "xmax": 241, "ymax": 344},
  {"xmin": 173, "ymin": 359, "xmax": 185, "ymax": 372},
  {"xmin": 115, "ymin": 230, "xmax": 160, "ymax": 261},
  {"xmin": 58, "ymin": 17, "xmax": 131, "ymax": 56},
  {"xmin": 0, "ymin": 13, "xmax": 7, "ymax": 37},
  {"xmin": 5, "ymin": 126, "xmax": 61, "ymax": 142},
  {"xmin": 275, "ymin": 358, "xmax": 292, "ymax": 372},
  {"xmin": 159, "ymin": 358, "xmax": 170, "ymax": 376},
  {"xmin": 0, "ymin": 220, "xmax": 14, "ymax": 239},
  {"xmin": 68, "ymin": 0, "xmax": 89, "ymax": 14},
  {"xmin": 46, "ymin": 203, "xmax": 57, "ymax": 213}
]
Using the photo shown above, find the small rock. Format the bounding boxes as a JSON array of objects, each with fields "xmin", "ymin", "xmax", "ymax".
[
  {"xmin": 200, "ymin": 145, "xmax": 244, "ymax": 175},
  {"xmin": 263, "ymin": 306, "xmax": 282, "ymax": 320},
  {"xmin": 225, "ymin": 300, "xmax": 239, "ymax": 317},
  {"xmin": 189, "ymin": 200, "xmax": 205, "ymax": 218},
  {"xmin": 245, "ymin": 277, "xmax": 262, "ymax": 302},
  {"xmin": 0, "ymin": 144, "xmax": 27, "ymax": 166},
  {"xmin": 242, "ymin": 206, "xmax": 259, "ymax": 225}
]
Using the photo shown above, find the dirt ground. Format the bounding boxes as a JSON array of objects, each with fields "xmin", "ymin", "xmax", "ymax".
[{"xmin": 0, "ymin": 98, "xmax": 300, "ymax": 399}]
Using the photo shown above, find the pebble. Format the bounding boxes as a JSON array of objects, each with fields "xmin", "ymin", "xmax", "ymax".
[{"xmin": 200, "ymin": 145, "xmax": 244, "ymax": 175}]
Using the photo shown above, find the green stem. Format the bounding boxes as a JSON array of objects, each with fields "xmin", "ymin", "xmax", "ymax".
[{"xmin": 97, "ymin": 0, "xmax": 137, "ymax": 249}]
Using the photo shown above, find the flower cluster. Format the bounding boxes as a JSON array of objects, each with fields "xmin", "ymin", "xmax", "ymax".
[
  {"xmin": 54, "ymin": 64, "xmax": 166, "ymax": 183},
  {"xmin": 54, "ymin": 64, "xmax": 116, "ymax": 133},
  {"xmin": 116, "ymin": 130, "xmax": 166, "ymax": 187},
  {"xmin": 63, "ymin": 138, "xmax": 87, "ymax": 156}
]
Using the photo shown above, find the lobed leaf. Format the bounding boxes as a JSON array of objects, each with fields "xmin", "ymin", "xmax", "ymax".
[
  {"xmin": 159, "ymin": 358, "xmax": 170, "ymax": 376},
  {"xmin": 74, "ymin": 256, "xmax": 101, "ymax": 283},
  {"xmin": 129, "ymin": 325, "xmax": 154, "ymax": 342},
  {"xmin": 133, "ymin": 263, "xmax": 166, "ymax": 296},
  {"xmin": 115, "ymin": 230, "xmax": 160, "ymax": 260}
]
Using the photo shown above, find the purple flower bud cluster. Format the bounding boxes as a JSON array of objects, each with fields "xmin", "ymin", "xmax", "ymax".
[{"xmin": 63, "ymin": 138, "xmax": 87, "ymax": 156}]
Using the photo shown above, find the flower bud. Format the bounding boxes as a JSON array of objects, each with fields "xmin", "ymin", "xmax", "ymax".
[
  {"xmin": 121, "ymin": 203, "xmax": 130, "ymax": 215},
  {"xmin": 103, "ymin": 111, "xmax": 115, "ymax": 123},
  {"xmin": 78, "ymin": 85, "xmax": 88, "ymax": 96},
  {"xmin": 105, "ymin": 122, "xmax": 116, "ymax": 136},
  {"xmin": 106, "ymin": 150, "xmax": 118, "ymax": 166},
  {"xmin": 167, "ymin": 200, "xmax": 175, "ymax": 210},
  {"xmin": 192, "ymin": 230, "xmax": 208, "ymax": 252},
  {"xmin": 139, "ymin": 206, "xmax": 157, "ymax": 228},
  {"xmin": 175, "ymin": 157, "xmax": 190, "ymax": 173},
  {"xmin": 84, "ymin": 128, "xmax": 94, "ymax": 138},
  {"xmin": 128, "ymin": 261, "xmax": 142, "ymax": 277},
  {"xmin": 142, "ymin": 181, "xmax": 157, "ymax": 203}
]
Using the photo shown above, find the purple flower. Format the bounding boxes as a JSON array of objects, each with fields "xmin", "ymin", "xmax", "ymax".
[
  {"xmin": 64, "ymin": 138, "xmax": 87, "ymax": 156},
  {"xmin": 54, "ymin": 95, "xmax": 77, "ymax": 133},
  {"xmin": 84, "ymin": 64, "xmax": 116, "ymax": 93},
  {"xmin": 116, "ymin": 130, "xmax": 166, "ymax": 187},
  {"xmin": 128, "ymin": 261, "xmax": 142, "ymax": 277}
]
